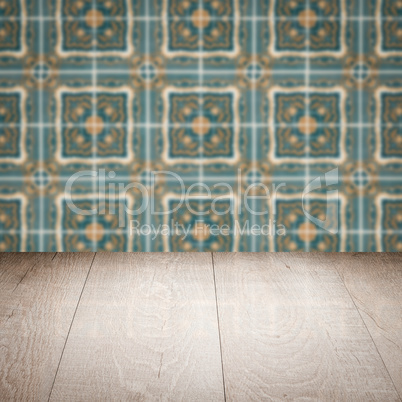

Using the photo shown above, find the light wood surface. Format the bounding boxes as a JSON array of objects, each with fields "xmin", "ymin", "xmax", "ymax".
[
  {"xmin": 0, "ymin": 253, "xmax": 94, "ymax": 401},
  {"xmin": 0, "ymin": 252, "xmax": 52, "ymax": 293},
  {"xmin": 213, "ymin": 252, "xmax": 400, "ymax": 401},
  {"xmin": 336, "ymin": 253, "xmax": 402, "ymax": 398},
  {"xmin": 49, "ymin": 252, "xmax": 225, "ymax": 401},
  {"xmin": 0, "ymin": 252, "xmax": 401, "ymax": 401}
]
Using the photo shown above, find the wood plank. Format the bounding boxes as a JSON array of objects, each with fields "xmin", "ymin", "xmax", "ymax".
[
  {"xmin": 50, "ymin": 252, "xmax": 224, "ymax": 401},
  {"xmin": 336, "ymin": 253, "xmax": 402, "ymax": 399},
  {"xmin": 0, "ymin": 252, "xmax": 95, "ymax": 401},
  {"xmin": 0, "ymin": 252, "xmax": 55, "ymax": 293},
  {"xmin": 213, "ymin": 252, "xmax": 400, "ymax": 401}
]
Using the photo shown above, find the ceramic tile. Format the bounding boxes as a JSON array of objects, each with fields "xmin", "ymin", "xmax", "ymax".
[{"xmin": 0, "ymin": 0, "xmax": 402, "ymax": 251}]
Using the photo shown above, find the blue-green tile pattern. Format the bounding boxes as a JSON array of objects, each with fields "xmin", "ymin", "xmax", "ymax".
[{"xmin": 0, "ymin": 0, "xmax": 402, "ymax": 251}]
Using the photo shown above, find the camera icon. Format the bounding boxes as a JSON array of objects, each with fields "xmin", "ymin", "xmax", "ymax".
[{"xmin": 302, "ymin": 168, "xmax": 339, "ymax": 235}]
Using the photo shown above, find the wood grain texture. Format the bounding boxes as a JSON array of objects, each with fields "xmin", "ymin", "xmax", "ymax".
[
  {"xmin": 213, "ymin": 252, "xmax": 400, "ymax": 401},
  {"xmin": 0, "ymin": 252, "xmax": 94, "ymax": 401},
  {"xmin": 50, "ymin": 252, "xmax": 225, "ymax": 401},
  {"xmin": 336, "ymin": 253, "xmax": 402, "ymax": 399},
  {"xmin": 0, "ymin": 252, "xmax": 54, "ymax": 293}
]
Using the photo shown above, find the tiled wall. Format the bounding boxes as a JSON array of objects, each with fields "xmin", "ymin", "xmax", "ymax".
[{"xmin": 0, "ymin": 0, "xmax": 402, "ymax": 252}]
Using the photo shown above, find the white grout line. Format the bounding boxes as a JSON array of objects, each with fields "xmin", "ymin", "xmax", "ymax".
[
  {"xmin": 2, "ymin": 174, "xmax": 402, "ymax": 182},
  {"xmin": 1, "ymin": 229, "xmax": 402, "ymax": 235},
  {"xmin": 91, "ymin": 0, "xmax": 98, "ymax": 252},
  {"xmin": 250, "ymin": 0, "xmax": 258, "ymax": 252},
  {"xmin": 197, "ymin": 0, "xmax": 205, "ymax": 252},
  {"xmin": 2, "ymin": 15, "xmax": 402, "ymax": 21},
  {"xmin": 1, "ymin": 68, "xmax": 402, "ymax": 76},
  {"xmin": 0, "ymin": 122, "xmax": 400, "ymax": 128},
  {"xmin": 304, "ymin": 0, "xmax": 311, "ymax": 252},
  {"xmin": 38, "ymin": 0, "xmax": 44, "ymax": 251},
  {"xmin": 144, "ymin": 0, "xmax": 151, "ymax": 252},
  {"xmin": 1, "ymin": 174, "xmax": 402, "ymax": 182},
  {"xmin": 358, "ymin": 0, "xmax": 364, "ymax": 251}
]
